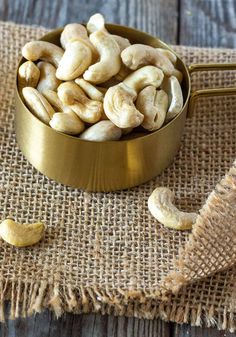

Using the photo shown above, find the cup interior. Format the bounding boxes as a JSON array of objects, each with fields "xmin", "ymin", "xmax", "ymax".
[{"xmin": 16, "ymin": 24, "xmax": 191, "ymax": 142}]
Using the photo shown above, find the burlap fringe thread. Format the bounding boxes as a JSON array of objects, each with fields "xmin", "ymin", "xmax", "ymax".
[{"xmin": 0, "ymin": 279, "xmax": 235, "ymax": 332}]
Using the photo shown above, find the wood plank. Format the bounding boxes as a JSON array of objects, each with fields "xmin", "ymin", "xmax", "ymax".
[
  {"xmin": 179, "ymin": 0, "xmax": 236, "ymax": 47},
  {"xmin": 0, "ymin": 0, "xmax": 178, "ymax": 44},
  {"xmin": 0, "ymin": 311, "xmax": 171, "ymax": 337},
  {"xmin": 173, "ymin": 323, "xmax": 236, "ymax": 337}
]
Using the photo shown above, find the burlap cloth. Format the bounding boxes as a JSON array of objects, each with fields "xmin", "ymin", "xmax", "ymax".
[{"xmin": 0, "ymin": 21, "xmax": 235, "ymax": 331}]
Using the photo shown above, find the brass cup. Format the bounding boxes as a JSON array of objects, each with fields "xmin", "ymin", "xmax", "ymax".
[{"xmin": 15, "ymin": 25, "xmax": 236, "ymax": 192}]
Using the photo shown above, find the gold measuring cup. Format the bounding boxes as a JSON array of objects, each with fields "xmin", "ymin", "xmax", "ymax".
[{"xmin": 15, "ymin": 25, "xmax": 236, "ymax": 192}]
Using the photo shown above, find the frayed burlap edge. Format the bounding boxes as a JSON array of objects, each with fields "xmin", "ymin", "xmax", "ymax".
[
  {"xmin": 161, "ymin": 160, "xmax": 236, "ymax": 294},
  {"xmin": 0, "ymin": 278, "xmax": 235, "ymax": 332}
]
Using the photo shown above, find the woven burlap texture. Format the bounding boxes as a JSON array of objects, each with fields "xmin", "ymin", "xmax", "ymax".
[{"xmin": 0, "ymin": 21, "xmax": 235, "ymax": 331}]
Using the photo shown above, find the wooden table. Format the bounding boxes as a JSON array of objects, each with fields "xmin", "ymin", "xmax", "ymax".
[{"xmin": 0, "ymin": 0, "xmax": 235, "ymax": 336}]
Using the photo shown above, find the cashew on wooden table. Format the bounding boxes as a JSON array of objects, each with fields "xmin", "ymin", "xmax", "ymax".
[
  {"xmin": 148, "ymin": 187, "xmax": 197, "ymax": 230},
  {"xmin": 0, "ymin": 219, "xmax": 45, "ymax": 247}
]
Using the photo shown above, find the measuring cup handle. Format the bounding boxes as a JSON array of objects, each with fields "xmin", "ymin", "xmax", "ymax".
[{"xmin": 187, "ymin": 63, "xmax": 236, "ymax": 118}]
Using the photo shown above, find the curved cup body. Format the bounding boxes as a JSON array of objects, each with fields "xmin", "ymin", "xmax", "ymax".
[{"xmin": 15, "ymin": 25, "xmax": 190, "ymax": 191}]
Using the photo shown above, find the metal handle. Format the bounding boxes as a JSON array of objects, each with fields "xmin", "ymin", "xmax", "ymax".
[{"xmin": 187, "ymin": 63, "xmax": 236, "ymax": 118}]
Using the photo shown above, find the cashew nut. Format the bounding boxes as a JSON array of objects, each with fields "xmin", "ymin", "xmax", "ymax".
[
  {"xmin": 114, "ymin": 65, "xmax": 132, "ymax": 81},
  {"xmin": 112, "ymin": 35, "xmax": 132, "ymax": 81},
  {"xmin": 112, "ymin": 35, "xmax": 131, "ymax": 51},
  {"xmin": 22, "ymin": 87, "xmax": 55, "ymax": 124},
  {"xmin": 87, "ymin": 13, "xmax": 106, "ymax": 33},
  {"xmin": 94, "ymin": 86, "xmax": 109, "ymax": 119},
  {"xmin": 123, "ymin": 65, "xmax": 164, "ymax": 94},
  {"xmin": 87, "ymin": 13, "xmax": 131, "ymax": 83},
  {"xmin": 60, "ymin": 23, "xmax": 98, "ymax": 61},
  {"xmin": 42, "ymin": 89, "xmax": 72, "ymax": 113},
  {"xmin": 104, "ymin": 66, "xmax": 164, "ymax": 128},
  {"xmin": 75, "ymin": 78, "xmax": 104, "ymax": 101},
  {"xmin": 22, "ymin": 41, "xmax": 64, "ymax": 67},
  {"xmin": 156, "ymin": 48, "xmax": 177, "ymax": 65},
  {"xmin": 155, "ymin": 51, "xmax": 182, "ymax": 85},
  {"xmin": 83, "ymin": 30, "xmax": 121, "ymax": 84},
  {"xmin": 148, "ymin": 187, "xmax": 197, "ymax": 230},
  {"xmin": 0, "ymin": 219, "xmax": 45, "ymax": 247},
  {"xmin": 60, "ymin": 23, "xmax": 89, "ymax": 49},
  {"xmin": 136, "ymin": 86, "xmax": 168, "ymax": 131},
  {"xmin": 18, "ymin": 61, "xmax": 40, "ymax": 89},
  {"xmin": 56, "ymin": 40, "xmax": 92, "ymax": 81},
  {"xmin": 87, "ymin": 12, "xmax": 131, "ymax": 47},
  {"xmin": 103, "ymin": 83, "xmax": 144, "ymax": 128},
  {"xmin": 87, "ymin": 12, "xmax": 130, "ymax": 62},
  {"xmin": 57, "ymin": 82, "xmax": 103, "ymax": 123},
  {"xmin": 37, "ymin": 62, "xmax": 61, "ymax": 93},
  {"xmin": 43, "ymin": 90, "xmax": 85, "ymax": 134},
  {"xmin": 80, "ymin": 120, "xmax": 122, "ymax": 141},
  {"xmin": 162, "ymin": 76, "xmax": 184, "ymax": 122},
  {"xmin": 121, "ymin": 44, "xmax": 181, "ymax": 78},
  {"xmin": 49, "ymin": 111, "xmax": 85, "ymax": 135}
]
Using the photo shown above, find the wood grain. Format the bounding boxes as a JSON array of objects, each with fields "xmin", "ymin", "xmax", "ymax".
[
  {"xmin": 179, "ymin": 0, "xmax": 236, "ymax": 47},
  {"xmin": 0, "ymin": 309, "xmax": 171, "ymax": 337},
  {"xmin": 0, "ymin": 0, "xmax": 178, "ymax": 44},
  {"xmin": 173, "ymin": 323, "xmax": 236, "ymax": 337},
  {"xmin": 0, "ymin": 0, "xmax": 236, "ymax": 336}
]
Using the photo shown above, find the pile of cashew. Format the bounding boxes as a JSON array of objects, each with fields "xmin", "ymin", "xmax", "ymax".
[{"xmin": 19, "ymin": 13, "xmax": 184, "ymax": 142}]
